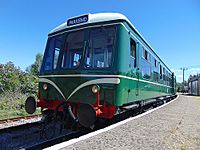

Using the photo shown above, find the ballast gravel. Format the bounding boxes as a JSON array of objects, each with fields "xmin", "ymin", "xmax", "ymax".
[
  {"xmin": 0, "ymin": 116, "xmax": 42, "ymax": 129},
  {"xmin": 61, "ymin": 95, "xmax": 200, "ymax": 150}
]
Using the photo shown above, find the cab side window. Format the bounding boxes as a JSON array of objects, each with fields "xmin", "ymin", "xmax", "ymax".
[{"xmin": 130, "ymin": 39, "xmax": 136, "ymax": 68}]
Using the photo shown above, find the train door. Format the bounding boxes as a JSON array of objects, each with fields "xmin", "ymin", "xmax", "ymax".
[{"xmin": 128, "ymin": 38, "xmax": 139, "ymax": 102}]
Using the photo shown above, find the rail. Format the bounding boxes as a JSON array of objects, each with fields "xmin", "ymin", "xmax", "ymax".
[{"xmin": 0, "ymin": 114, "xmax": 42, "ymax": 124}]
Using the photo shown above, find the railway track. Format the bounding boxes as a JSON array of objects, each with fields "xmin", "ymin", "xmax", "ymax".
[
  {"xmin": 26, "ymin": 130, "xmax": 87, "ymax": 150},
  {"xmin": 0, "ymin": 117, "xmax": 73, "ymax": 150},
  {"xmin": 0, "ymin": 114, "xmax": 42, "ymax": 124},
  {"xmin": 0, "ymin": 95, "xmax": 177, "ymax": 150}
]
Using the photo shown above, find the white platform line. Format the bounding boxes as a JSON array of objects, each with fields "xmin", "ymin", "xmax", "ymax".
[{"xmin": 44, "ymin": 95, "xmax": 179, "ymax": 150}]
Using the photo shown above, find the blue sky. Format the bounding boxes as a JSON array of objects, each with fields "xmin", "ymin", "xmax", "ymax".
[{"xmin": 0, "ymin": 0, "xmax": 200, "ymax": 82}]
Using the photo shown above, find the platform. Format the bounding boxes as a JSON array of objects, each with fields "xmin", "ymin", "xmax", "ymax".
[{"xmin": 46, "ymin": 95, "xmax": 200, "ymax": 150}]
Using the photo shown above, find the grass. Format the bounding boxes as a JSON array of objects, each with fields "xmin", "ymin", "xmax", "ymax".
[
  {"xmin": 0, "ymin": 108, "xmax": 41, "ymax": 120},
  {"xmin": 0, "ymin": 91, "xmax": 41, "ymax": 119}
]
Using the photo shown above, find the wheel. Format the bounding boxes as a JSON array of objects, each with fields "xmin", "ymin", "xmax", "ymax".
[{"xmin": 25, "ymin": 96, "xmax": 36, "ymax": 114}]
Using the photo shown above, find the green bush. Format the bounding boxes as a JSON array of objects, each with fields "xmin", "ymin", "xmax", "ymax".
[
  {"xmin": 0, "ymin": 90, "xmax": 41, "ymax": 119},
  {"xmin": 0, "ymin": 57, "xmax": 42, "ymax": 119}
]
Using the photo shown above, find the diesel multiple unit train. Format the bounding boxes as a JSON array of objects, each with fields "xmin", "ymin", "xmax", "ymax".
[{"xmin": 25, "ymin": 13, "xmax": 176, "ymax": 128}]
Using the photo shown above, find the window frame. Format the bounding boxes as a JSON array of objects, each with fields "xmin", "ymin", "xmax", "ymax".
[
  {"xmin": 160, "ymin": 65, "xmax": 162, "ymax": 79},
  {"xmin": 153, "ymin": 58, "xmax": 159, "ymax": 82},
  {"xmin": 40, "ymin": 34, "xmax": 65, "ymax": 73},
  {"xmin": 142, "ymin": 47, "xmax": 151, "ymax": 80},
  {"xmin": 130, "ymin": 38, "xmax": 136, "ymax": 68},
  {"xmin": 60, "ymin": 30, "xmax": 85, "ymax": 69},
  {"xmin": 154, "ymin": 59, "xmax": 157, "ymax": 67},
  {"xmin": 83, "ymin": 26, "xmax": 116, "ymax": 70}
]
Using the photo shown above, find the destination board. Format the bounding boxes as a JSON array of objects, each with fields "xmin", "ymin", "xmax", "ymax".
[{"xmin": 67, "ymin": 15, "xmax": 88, "ymax": 26}]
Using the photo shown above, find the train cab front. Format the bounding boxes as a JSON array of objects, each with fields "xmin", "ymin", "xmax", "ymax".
[{"xmin": 25, "ymin": 20, "xmax": 120, "ymax": 128}]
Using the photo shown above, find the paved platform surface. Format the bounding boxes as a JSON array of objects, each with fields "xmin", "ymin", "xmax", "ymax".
[{"xmin": 58, "ymin": 95, "xmax": 200, "ymax": 150}]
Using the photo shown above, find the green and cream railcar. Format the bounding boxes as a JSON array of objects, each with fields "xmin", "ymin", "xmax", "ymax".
[{"xmin": 25, "ymin": 13, "xmax": 176, "ymax": 128}]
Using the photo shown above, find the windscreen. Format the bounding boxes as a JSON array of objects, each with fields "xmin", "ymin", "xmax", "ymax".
[
  {"xmin": 41, "ymin": 34, "xmax": 65, "ymax": 72},
  {"xmin": 85, "ymin": 27, "xmax": 115, "ymax": 69},
  {"xmin": 40, "ymin": 26, "xmax": 116, "ymax": 74},
  {"xmin": 61, "ymin": 30, "xmax": 84, "ymax": 69}
]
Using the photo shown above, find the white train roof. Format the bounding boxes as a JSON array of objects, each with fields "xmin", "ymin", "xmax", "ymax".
[{"xmin": 49, "ymin": 13, "xmax": 137, "ymax": 34}]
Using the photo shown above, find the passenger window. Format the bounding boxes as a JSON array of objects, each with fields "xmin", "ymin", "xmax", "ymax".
[
  {"xmin": 154, "ymin": 59, "xmax": 157, "ymax": 67},
  {"xmin": 130, "ymin": 39, "xmax": 136, "ymax": 68},
  {"xmin": 169, "ymin": 73, "xmax": 172, "ymax": 86},
  {"xmin": 142, "ymin": 47, "xmax": 151, "ymax": 79},
  {"xmin": 160, "ymin": 65, "xmax": 162, "ymax": 79},
  {"xmin": 153, "ymin": 58, "xmax": 159, "ymax": 82},
  {"xmin": 166, "ymin": 71, "xmax": 169, "ymax": 85},
  {"xmin": 143, "ymin": 49, "xmax": 148, "ymax": 61},
  {"xmin": 163, "ymin": 68, "xmax": 166, "ymax": 83}
]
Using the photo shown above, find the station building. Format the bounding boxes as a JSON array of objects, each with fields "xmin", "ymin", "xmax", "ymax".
[{"xmin": 188, "ymin": 75, "xmax": 200, "ymax": 96}]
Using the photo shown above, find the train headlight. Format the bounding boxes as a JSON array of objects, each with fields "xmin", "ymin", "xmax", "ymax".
[
  {"xmin": 43, "ymin": 83, "xmax": 48, "ymax": 91},
  {"xmin": 92, "ymin": 85, "xmax": 100, "ymax": 93}
]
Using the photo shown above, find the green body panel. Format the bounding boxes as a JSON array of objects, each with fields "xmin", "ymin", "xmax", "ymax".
[
  {"xmin": 39, "ymin": 73, "xmax": 117, "ymax": 105},
  {"xmin": 114, "ymin": 23, "xmax": 175, "ymax": 106},
  {"xmin": 39, "ymin": 20, "xmax": 176, "ymax": 107}
]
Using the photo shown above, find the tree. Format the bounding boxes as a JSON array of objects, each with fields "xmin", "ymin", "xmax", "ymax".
[
  {"xmin": 26, "ymin": 53, "xmax": 43, "ymax": 76},
  {"xmin": 0, "ymin": 60, "xmax": 40, "ymax": 117},
  {"xmin": 176, "ymin": 82, "xmax": 182, "ymax": 92},
  {"xmin": 0, "ymin": 61, "xmax": 21, "ymax": 93},
  {"xmin": 0, "ymin": 61, "xmax": 38, "ymax": 94}
]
